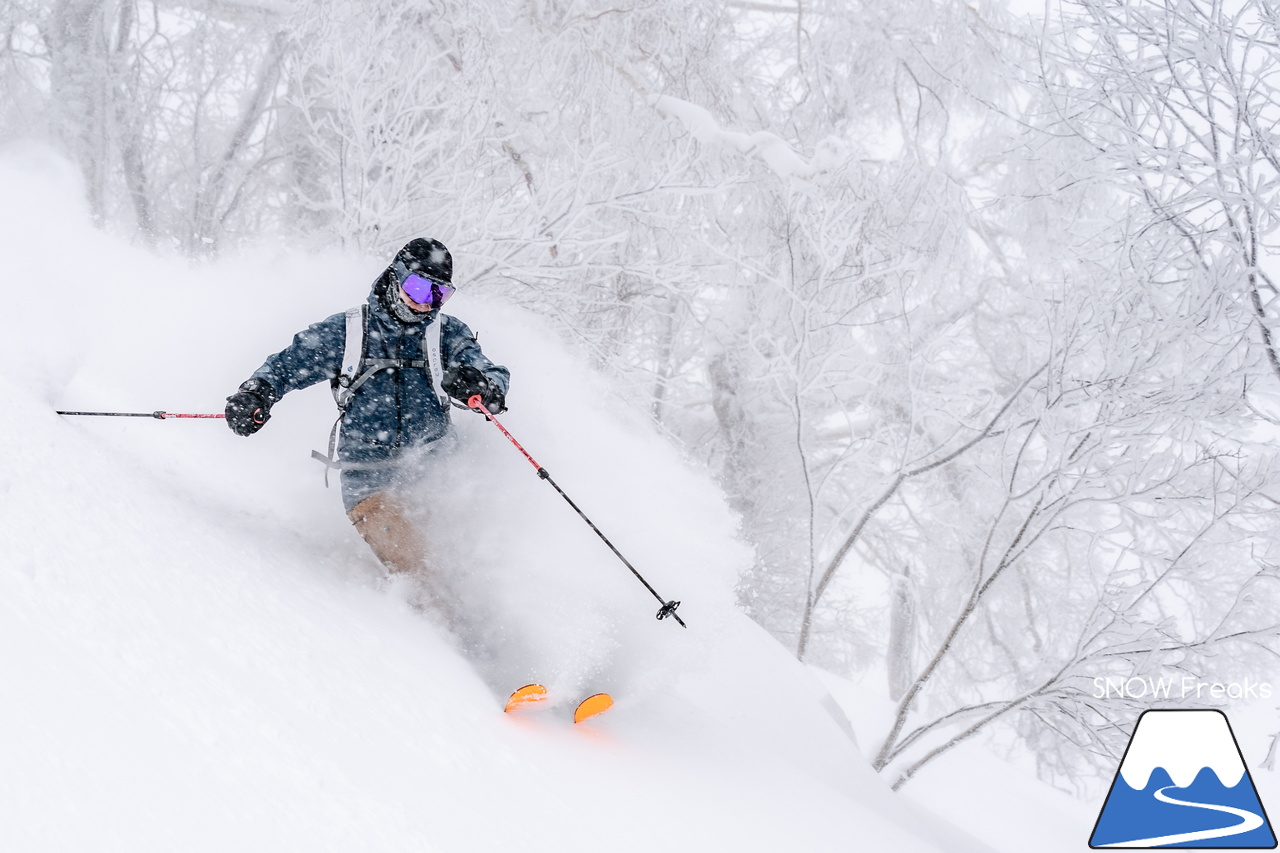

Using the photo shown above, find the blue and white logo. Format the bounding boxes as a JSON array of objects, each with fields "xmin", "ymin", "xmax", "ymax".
[{"xmin": 1090, "ymin": 709, "xmax": 1276, "ymax": 848}]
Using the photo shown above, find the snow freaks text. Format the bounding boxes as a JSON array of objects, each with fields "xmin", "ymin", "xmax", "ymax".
[{"xmin": 1092, "ymin": 677, "xmax": 1274, "ymax": 701}]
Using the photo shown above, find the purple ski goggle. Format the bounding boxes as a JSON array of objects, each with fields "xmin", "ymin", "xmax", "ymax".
[{"xmin": 400, "ymin": 272, "xmax": 455, "ymax": 307}]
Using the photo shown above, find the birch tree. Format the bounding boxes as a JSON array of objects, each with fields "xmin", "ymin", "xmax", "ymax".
[{"xmin": 859, "ymin": 0, "xmax": 1280, "ymax": 787}]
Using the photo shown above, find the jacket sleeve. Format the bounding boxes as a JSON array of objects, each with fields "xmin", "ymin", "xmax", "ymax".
[
  {"xmin": 442, "ymin": 315, "xmax": 510, "ymax": 395},
  {"xmin": 246, "ymin": 312, "xmax": 347, "ymax": 399}
]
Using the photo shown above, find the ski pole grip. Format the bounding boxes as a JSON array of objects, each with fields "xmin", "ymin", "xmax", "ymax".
[{"xmin": 467, "ymin": 394, "xmax": 484, "ymax": 410}]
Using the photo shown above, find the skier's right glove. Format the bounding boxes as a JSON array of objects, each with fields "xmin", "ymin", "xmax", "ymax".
[
  {"xmin": 225, "ymin": 378, "xmax": 277, "ymax": 436},
  {"xmin": 442, "ymin": 365, "xmax": 506, "ymax": 414}
]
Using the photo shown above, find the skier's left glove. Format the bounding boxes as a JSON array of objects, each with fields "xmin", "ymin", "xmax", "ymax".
[{"xmin": 443, "ymin": 365, "xmax": 507, "ymax": 414}]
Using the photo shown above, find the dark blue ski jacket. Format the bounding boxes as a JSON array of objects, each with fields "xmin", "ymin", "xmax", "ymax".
[{"xmin": 247, "ymin": 273, "xmax": 509, "ymax": 467}]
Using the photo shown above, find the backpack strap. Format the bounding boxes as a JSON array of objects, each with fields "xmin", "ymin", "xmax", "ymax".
[
  {"xmin": 423, "ymin": 315, "xmax": 448, "ymax": 407},
  {"xmin": 318, "ymin": 304, "xmax": 369, "ymax": 484},
  {"xmin": 333, "ymin": 304, "xmax": 367, "ymax": 411}
]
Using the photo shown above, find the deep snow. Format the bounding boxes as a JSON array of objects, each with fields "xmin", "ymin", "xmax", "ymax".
[{"xmin": 2, "ymin": 145, "xmax": 1253, "ymax": 852}]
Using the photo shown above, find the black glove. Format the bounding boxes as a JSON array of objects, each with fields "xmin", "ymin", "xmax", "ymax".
[
  {"xmin": 225, "ymin": 378, "xmax": 277, "ymax": 436},
  {"xmin": 482, "ymin": 381, "xmax": 507, "ymax": 415},
  {"xmin": 442, "ymin": 364, "xmax": 507, "ymax": 414}
]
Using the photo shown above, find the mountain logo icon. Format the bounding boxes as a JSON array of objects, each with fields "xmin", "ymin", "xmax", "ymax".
[{"xmin": 1090, "ymin": 709, "xmax": 1277, "ymax": 848}]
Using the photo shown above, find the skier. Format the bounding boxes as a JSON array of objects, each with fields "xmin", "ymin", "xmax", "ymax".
[{"xmin": 224, "ymin": 238, "xmax": 509, "ymax": 595}]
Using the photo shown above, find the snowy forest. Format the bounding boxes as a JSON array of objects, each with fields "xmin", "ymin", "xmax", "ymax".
[{"xmin": 6, "ymin": 0, "xmax": 1280, "ymax": 795}]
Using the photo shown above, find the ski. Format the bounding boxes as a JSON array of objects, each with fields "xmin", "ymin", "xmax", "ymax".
[
  {"xmin": 504, "ymin": 683, "xmax": 548, "ymax": 712},
  {"xmin": 573, "ymin": 693, "xmax": 614, "ymax": 724}
]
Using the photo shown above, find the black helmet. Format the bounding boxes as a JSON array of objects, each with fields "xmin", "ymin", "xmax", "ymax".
[
  {"xmin": 380, "ymin": 238, "xmax": 453, "ymax": 324},
  {"xmin": 396, "ymin": 237, "xmax": 452, "ymax": 283}
]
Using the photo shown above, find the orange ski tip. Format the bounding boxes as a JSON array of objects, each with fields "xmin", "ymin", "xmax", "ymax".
[
  {"xmin": 504, "ymin": 684, "xmax": 548, "ymax": 712},
  {"xmin": 573, "ymin": 693, "xmax": 614, "ymax": 724}
]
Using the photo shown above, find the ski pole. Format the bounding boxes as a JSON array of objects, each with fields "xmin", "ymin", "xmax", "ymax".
[
  {"xmin": 467, "ymin": 394, "xmax": 686, "ymax": 628},
  {"xmin": 56, "ymin": 410, "xmax": 225, "ymax": 420}
]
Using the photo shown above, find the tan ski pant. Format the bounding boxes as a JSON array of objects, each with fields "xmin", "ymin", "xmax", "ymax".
[
  {"xmin": 347, "ymin": 491, "xmax": 460, "ymax": 627},
  {"xmin": 347, "ymin": 492, "xmax": 429, "ymax": 576}
]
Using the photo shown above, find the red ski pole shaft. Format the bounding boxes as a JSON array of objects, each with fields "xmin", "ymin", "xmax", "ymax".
[
  {"xmin": 474, "ymin": 402, "xmax": 544, "ymax": 473},
  {"xmin": 467, "ymin": 395, "xmax": 685, "ymax": 627}
]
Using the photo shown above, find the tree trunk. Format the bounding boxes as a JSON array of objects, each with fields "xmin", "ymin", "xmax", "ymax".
[
  {"xmin": 47, "ymin": 0, "xmax": 109, "ymax": 221},
  {"xmin": 886, "ymin": 566, "xmax": 916, "ymax": 701}
]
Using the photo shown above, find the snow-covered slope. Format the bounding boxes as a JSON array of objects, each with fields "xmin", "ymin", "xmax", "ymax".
[{"xmin": 0, "ymin": 148, "xmax": 1000, "ymax": 852}]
